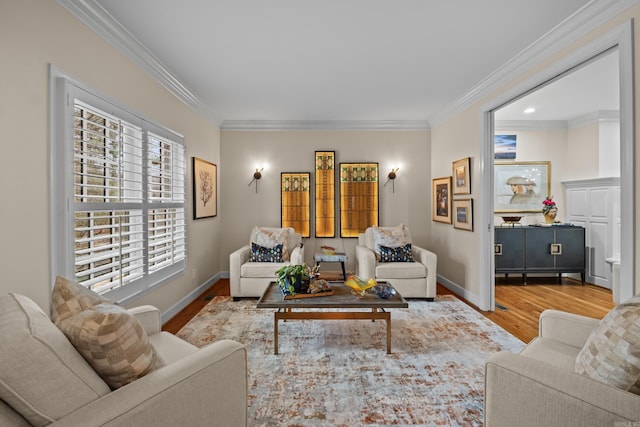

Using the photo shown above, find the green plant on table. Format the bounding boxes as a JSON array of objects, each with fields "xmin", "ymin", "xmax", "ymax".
[{"xmin": 276, "ymin": 263, "xmax": 311, "ymax": 296}]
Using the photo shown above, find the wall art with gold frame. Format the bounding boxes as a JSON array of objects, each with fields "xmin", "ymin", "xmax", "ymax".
[
  {"xmin": 453, "ymin": 198, "xmax": 473, "ymax": 231},
  {"xmin": 339, "ymin": 162, "xmax": 379, "ymax": 237},
  {"xmin": 452, "ymin": 157, "xmax": 471, "ymax": 195},
  {"xmin": 315, "ymin": 151, "xmax": 335, "ymax": 238},
  {"xmin": 281, "ymin": 172, "xmax": 310, "ymax": 238},
  {"xmin": 432, "ymin": 176, "xmax": 452, "ymax": 224}
]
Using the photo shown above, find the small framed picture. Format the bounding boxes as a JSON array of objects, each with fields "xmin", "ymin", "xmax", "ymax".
[
  {"xmin": 432, "ymin": 176, "xmax": 452, "ymax": 224},
  {"xmin": 452, "ymin": 157, "xmax": 471, "ymax": 195},
  {"xmin": 193, "ymin": 157, "xmax": 217, "ymax": 219},
  {"xmin": 453, "ymin": 199, "xmax": 473, "ymax": 231}
]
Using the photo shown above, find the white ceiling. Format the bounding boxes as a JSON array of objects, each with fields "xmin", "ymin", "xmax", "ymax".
[
  {"xmin": 92, "ymin": 0, "xmax": 599, "ymax": 125},
  {"xmin": 495, "ymin": 49, "xmax": 619, "ymax": 121}
]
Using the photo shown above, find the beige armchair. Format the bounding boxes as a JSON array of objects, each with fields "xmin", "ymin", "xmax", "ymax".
[
  {"xmin": 355, "ymin": 225, "xmax": 437, "ymax": 299},
  {"xmin": 485, "ymin": 309, "xmax": 640, "ymax": 427},
  {"xmin": 0, "ymin": 293, "xmax": 247, "ymax": 427},
  {"xmin": 230, "ymin": 226, "xmax": 304, "ymax": 299}
]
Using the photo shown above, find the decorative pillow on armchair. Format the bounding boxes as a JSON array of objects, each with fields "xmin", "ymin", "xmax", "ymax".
[
  {"xmin": 372, "ymin": 224, "xmax": 411, "ymax": 260},
  {"xmin": 378, "ymin": 243, "xmax": 415, "ymax": 262},
  {"xmin": 574, "ymin": 294, "xmax": 640, "ymax": 394},
  {"xmin": 249, "ymin": 242, "xmax": 284, "ymax": 262},
  {"xmin": 252, "ymin": 227, "xmax": 290, "ymax": 261}
]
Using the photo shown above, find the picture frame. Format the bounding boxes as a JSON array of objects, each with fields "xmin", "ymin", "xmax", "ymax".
[
  {"xmin": 452, "ymin": 157, "xmax": 471, "ymax": 195},
  {"xmin": 494, "ymin": 134, "xmax": 517, "ymax": 160},
  {"xmin": 453, "ymin": 199, "xmax": 473, "ymax": 231},
  {"xmin": 494, "ymin": 161, "xmax": 550, "ymax": 213},
  {"xmin": 192, "ymin": 157, "xmax": 217, "ymax": 219},
  {"xmin": 281, "ymin": 172, "xmax": 311, "ymax": 238},
  {"xmin": 432, "ymin": 176, "xmax": 452, "ymax": 223},
  {"xmin": 339, "ymin": 162, "xmax": 379, "ymax": 237}
]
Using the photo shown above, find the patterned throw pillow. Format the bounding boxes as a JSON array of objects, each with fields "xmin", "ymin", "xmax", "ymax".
[
  {"xmin": 371, "ymin": 224, "xmax": 411, "ymax": 260},
  {"xmin": 249, "ymin": 242, "xmax": 284, "ymax": 262},
  {"xmin": 378, "ymin": 243, "xmax": 414, "ymax": 263},
  {"xmin": 52, "ymin": 277, "xmax": 164, "ymax": 390},
  {"xmin": 56, "ymin": 303, "xmax": 164, "ymax": 390},
  {"xmin": 51, "ymin": 275, "xmax": 111, "ymax": 324},
  {"xmin": 252, "ymin": 227, "xmax": 290, "ymax": 261},
  {"xmin": 574, "ymin": 294, "xmax": 640, "ymax": 394}
]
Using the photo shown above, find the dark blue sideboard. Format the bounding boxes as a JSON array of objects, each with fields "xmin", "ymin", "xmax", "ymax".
[{"xmin": 495, "ymin": 225, "xmax": 585, "ymax": 284}]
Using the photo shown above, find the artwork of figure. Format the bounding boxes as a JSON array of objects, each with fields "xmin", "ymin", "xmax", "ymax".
[{"xmin": 507, "ymin": 176, "xmax": 537, "ymax": 204}]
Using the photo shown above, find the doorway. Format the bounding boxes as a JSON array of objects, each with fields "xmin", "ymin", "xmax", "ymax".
[{"xmin": 478, "ymin": 22, "xmax": 634, "ymax": 311}]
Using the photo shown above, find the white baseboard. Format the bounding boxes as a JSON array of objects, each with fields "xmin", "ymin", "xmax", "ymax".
[
  {"xmin": 161, "ymin": 272, "xmax": 223, "ymax": 324},
  {"xmin": 437, "ymin": 274, "xmax": 481, "ymax": 308}
]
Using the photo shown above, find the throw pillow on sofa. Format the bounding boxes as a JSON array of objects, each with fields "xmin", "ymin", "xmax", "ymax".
[
  {"xmin": 574, "ymin": 294, "xmax": 640, "ymax": 394},
  {"xmin": 52, "ymin": 276, "xmax": 164, "ymax": 390},
  {"xmin": 56, "ymin": 302, "xmax": 164, "ymax": 389},
  {"xmin": 51, "ymin": 275, "xmax": 111, "ymax": 323}
]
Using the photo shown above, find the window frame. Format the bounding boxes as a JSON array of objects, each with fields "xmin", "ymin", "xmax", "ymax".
[{"xmin": 50, "ymin": 66, "xmax": 186, "ymax": 304}]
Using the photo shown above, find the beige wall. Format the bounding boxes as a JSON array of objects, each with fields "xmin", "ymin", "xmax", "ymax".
[
  {"xmin": 220, "ymin": 130, "xmax": 431, "ymax": 275},
  {"xmin": 0, "ymin": 0, "xmax": 221, "ymax": 315},
  {"xmin": 431, "ymin": 4, "xmax": 640, "ymax": 302},
  {"xmin": 567, "ymin": 122, "xmax": 601, "ymax": 180}
]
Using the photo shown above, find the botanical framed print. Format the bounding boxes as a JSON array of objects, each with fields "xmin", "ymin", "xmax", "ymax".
[
  {"xmin": 494, "ymin": 161, "xmax": 550, "ymax": 213},
  {"xmin": 452, "ymin": 157, "xmax": 471, "ymax": 195},
  {"xmin": 432, "ymin": 176, "xmax": 452, "ymax": 224},
  {"xmin": 453, "ymin": 199, "xmax": 473, "ymax": 231},
  {"xmin": 281, "ymin": 172, "xmax": 310, "ymax": 238},
  {"xmin": 192, "ymin": 157, "xmax": 217, "ymax": 219},
  {"xmin": 339, "ymin": 162, "xmax": 379, "ymax": 237}
]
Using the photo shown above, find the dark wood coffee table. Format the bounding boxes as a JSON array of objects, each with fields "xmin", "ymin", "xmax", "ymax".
[{"xmin": 256, "ymin": 281, "xmax": 408, "ymax": 354}]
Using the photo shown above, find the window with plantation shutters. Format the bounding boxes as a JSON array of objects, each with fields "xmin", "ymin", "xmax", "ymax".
[{"xmin": 51, "ymin": 70, "xmax": 186, "ymax": 302}]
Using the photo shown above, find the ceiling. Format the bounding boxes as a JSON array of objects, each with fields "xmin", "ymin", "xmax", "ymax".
[
  {"xmin": 495, "ymin": 49, "xmax": 619, "ymax": 121},
  {"xmin": 91, "ymin": 0, "xmax": 600, "ymax": 126}
]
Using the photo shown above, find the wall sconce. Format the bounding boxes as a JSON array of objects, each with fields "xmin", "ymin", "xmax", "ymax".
[
  {"xmin": 384, "ymin": 167, "xmax": 399, "ymax": 193},
  {"xmin": 248, "ymin": 167, "xmax": 264, "ymax": 193}
]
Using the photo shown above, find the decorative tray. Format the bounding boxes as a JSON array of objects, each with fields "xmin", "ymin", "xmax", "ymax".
[{"xmin": 283, "ymin": 289, "xmax": 334, "ymax": 300}]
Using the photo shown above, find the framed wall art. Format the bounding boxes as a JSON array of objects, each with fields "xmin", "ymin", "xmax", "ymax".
[
  {"xmin": 494, "ymin": 134, "xmax": 517, "ymax": 159},
  {"xmin": 432, "ymin": 176, "xmax": 452, "ymax": 224},
  {"xmin": 315, "ymin": 151, "xmax": 335, "ymax": 237},
  {"xmin": 339, "ymin": 162, "xmax": 379, "ymax": 237},
  {"xmin": 494, "ymin": 161, "xmax": 550, "ymax": 213},
  {"xmin": 192, "ymin": 157, "xmax": 217, "ymax": 219},
  {"xmin": 281, "ymin": 172, "xmax": 310, "ymax": 238},
  {"xmin": 453, "ymin": 199, "xmax": 473, "ymax": 231},
  {"xmin": 452, "ymin": 157, "xmax": 471, "ymax": 195}
]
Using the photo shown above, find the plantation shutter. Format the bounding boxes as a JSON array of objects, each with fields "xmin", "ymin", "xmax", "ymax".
[{"xmin": 69, "ymin": 90, "xmax": 185, "ymax": 298}]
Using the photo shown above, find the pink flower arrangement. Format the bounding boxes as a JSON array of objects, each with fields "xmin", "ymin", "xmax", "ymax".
[{"xmin": 542, "ymin": 196, "xmax": 556, "ymax": 214}]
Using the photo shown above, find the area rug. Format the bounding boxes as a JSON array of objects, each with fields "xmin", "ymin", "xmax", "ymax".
[{"xmin": 176, "ymin": 295, "xmax": 524, "ymax": 426}]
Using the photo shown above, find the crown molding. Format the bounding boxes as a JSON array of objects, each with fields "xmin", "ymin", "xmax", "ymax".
[
  {"xmin": 568, "ymin": 110, "xmax": 620, "ymax": 128},
  {"xmin": 220, "ymin": 120, "xmax": 430, "ymax": 131},
  {"xmin": 430, "ymin": 0, "xmax": 638, "ymax": 128},
  {"xmin": 494, "ymin": 120, "xmax": 568, "ymax": 131},
  {"xmin": 56, "ymin": 0, "xmax": 212, "ymax": 121}
]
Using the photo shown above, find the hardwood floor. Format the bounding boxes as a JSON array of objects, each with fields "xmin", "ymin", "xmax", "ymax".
[{"xmin": 162, "ymin": 277, "xmax": 615, "ymax": 343}]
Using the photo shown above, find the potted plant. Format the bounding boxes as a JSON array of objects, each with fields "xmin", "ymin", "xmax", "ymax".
[{"xmin": 276, "ymin": 264, "xmax": 311, "ymax": 296}]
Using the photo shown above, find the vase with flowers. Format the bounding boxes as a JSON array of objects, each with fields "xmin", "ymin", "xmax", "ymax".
[{"xmin": 542, "ymin": 196, "xmax": 557, "ymax": 224}]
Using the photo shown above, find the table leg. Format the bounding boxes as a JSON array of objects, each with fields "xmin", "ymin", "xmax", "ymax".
[
  {"xmin": 274, "ymin": 312, "xmax": 279, "ymax": 355},
  {"xmin": 340, "ymin": 261, "xmax": 347, "ymax": 279},
  {"xmin": 386, "ymin": 314, "xmax": 391, "ymax": 354}
]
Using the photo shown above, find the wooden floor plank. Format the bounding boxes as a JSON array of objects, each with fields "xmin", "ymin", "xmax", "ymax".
[{"xmin": 162, "ymin": 277, "xmax": 615, "ymax": 344}]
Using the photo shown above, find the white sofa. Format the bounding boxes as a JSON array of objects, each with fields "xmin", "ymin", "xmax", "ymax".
[
  {"xmin": 355, "ymin": 226, "xmax": 437, "ymax": 299},
  {"xmin": 485, "ymin": 309, "xmax": 640, "ymax": 426},
  {"xmin": 229, "ymin": 226, "xmax": 304, "ymax": 299},
  {"xmin": 0, "ymin": 293, "xmax": 248, "ymax": 427}
]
